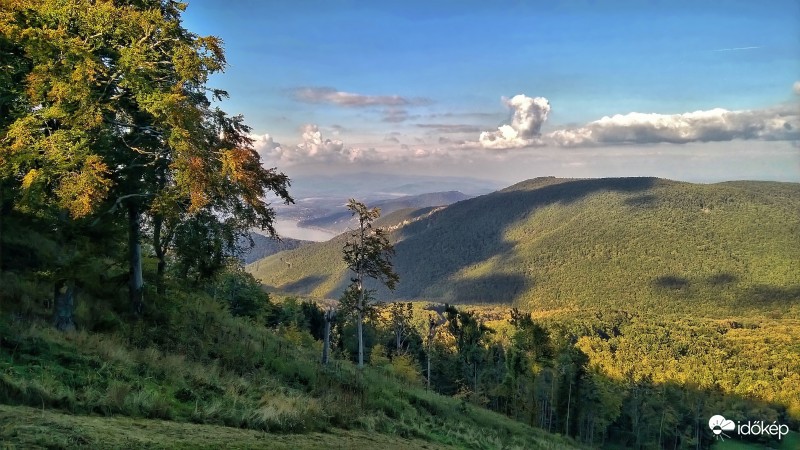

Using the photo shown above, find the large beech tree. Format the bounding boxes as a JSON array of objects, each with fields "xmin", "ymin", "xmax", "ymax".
[{"xmin": 0, "ymin": 0, "xmax": 291, "ymax": 322}]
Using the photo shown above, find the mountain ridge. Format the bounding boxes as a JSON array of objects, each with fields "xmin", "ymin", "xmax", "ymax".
[{"xmin": 248, "ymin": 177, "xmax": 800, "ymax": 317}]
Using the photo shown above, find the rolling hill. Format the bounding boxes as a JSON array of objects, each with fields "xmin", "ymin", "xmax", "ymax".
[{"xmin": 248, "ymin": 177, "xmax": 800, "ymax": 316}]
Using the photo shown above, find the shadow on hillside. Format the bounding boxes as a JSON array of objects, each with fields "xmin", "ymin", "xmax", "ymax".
[
  {"xmin": 390, "ymin": 177, "xmax": 659, "ymax": 300},
  {"xmin": 733, "ymin": 284, "xmax": 800, "ymax": 310},
  {"xmin": 280, "ymin": 275, "xmax": 328, "ymax": 296},
  {"xmin": 706, "ymin": 273, "xmax": 738, "ymax": 286},
  {"xmin": 649, "ymin": 271, "xmax": 800, "ymax": 315},
  {"xmin": 624, "ymin": 193, "xmax": 658, "ymax": 208},
  {"xmin": 653, "ymin": 275, "xmax": 690, "ymax": 290},
  {"xmin": 441, "ymin": 274, "xmax": 528, "ymax": 304}
]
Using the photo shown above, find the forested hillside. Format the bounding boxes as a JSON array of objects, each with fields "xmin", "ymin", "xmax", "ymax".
[{"xmin": 250, "ymin": 177, "xmax": 800, "ymax": 317}]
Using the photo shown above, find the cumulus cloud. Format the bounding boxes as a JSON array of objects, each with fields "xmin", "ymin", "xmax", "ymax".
[
  {"xmin": 292, "ymin": 87, "xmax": 432, "ymax": 107},
  {"xmin": 794, "ymin": 81, "xmax": 800, "ymax": 95},
  {"xmin": 254, "ymin": 125, "xmax": 385, "ymax": 165},
  {"xmin": 548, "ymin": 106, "xmax": 799, "ymax": 146},
  {"xmin": 478, "ymin": 95, "xmax": 551, "ymax": 149},
  {"xmin": 251, "ymin": 133, "xmax": 283, "ymax": 162}
]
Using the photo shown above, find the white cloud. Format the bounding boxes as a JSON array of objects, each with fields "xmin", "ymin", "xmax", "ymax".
[
  {"xmin": 251, "ymin": 133, "xmax": 283, "ymax": 162},
  {"xmin": 254, "ymin": 125, "xmax": 386, "ymax": 165},
  {"xmin": 298, "ymin": 124, "xmax": 345, "ymax": 156},
  {"xmin": 793, "ymin": 81, "xmax": 800, "ymax": 95},
  {"xmin": 478, "ymin": 95, "xmax": 551, "ymax": 149},
  {"xmin": 548, "ymin": 106, "xmax": 799, "ymax": 147}
]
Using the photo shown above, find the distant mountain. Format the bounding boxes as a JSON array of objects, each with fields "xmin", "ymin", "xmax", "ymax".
[
  {"xmin": 238, "ymin": 232, "xmax": 310, "ymax": 265},
  {"xmin": 248, "ymin": 177, "xmax": 800, "ymax": 317},
  {"xmin": 297, "ymin": 191, "xmax": 472, "ymax": 234},
  {"xmin": 286, "ymin": 172, "xmax": 501, "ymax": 199}
]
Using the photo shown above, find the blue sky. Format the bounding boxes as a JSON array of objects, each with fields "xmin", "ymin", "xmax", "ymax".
[{"xmin": 182, "ymin": 0, "xmax": 800, "ymax": 183}]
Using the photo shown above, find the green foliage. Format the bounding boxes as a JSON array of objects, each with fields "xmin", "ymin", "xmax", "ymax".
[
  {"xmin": 0, "ymin": 0, "xmax": 293, "ymax": 319},
  {"xmin": 342, "ymin": 199, "xmax": 399, "ymax": 367},
  {"xmin": 343, "ymin": 199, "xmax": 400, "ymax": 292},
  {"xmin": 207, "ymin": 267, "xmax": 271, "ymax": 319}
]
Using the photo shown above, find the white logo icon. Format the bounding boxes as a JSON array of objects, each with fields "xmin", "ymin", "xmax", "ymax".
[{"xmin": 709, "ymin": 415, "xmax": 736, "ymax": 441}]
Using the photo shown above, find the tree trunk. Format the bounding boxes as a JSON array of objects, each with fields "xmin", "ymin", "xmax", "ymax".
[
  {"xmin": 357, "ymin": 308, "xmax": 364, "ymax": 367},
  {"xmin": 566, "ymin": 379, "xmax": 572, "ymax": 436},
  {"xmin": 53, "ymin": 279, "xmax": 76, "ymax": 332},
  {"xmin": 473, "ymin": 362, "xmax": 478, "ymax": 394},
  {"xmin": 356, "ymin": 275, "xmax": 364, "ymax": 368},
  {"xmin": 427, "ymin": 347, "xmax": 431, "ymax": 391},
  {"xmin": 322, "ymin": 310, "xmax": 332, "ymax": 365},
  {"xmin": 128, "ymin": 203, "xmax": 144, "ymax": 316},
  {"xmin": 396, "ymin": 328, "xmax": 401, "ymax": 353},
  {"xmin": 153, "ymin": 214, "xmax": 166, "ymax": 295}
]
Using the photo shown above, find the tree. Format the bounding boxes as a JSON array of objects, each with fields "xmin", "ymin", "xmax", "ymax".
[
  {"xmin": 423, "ymin": 303, "xmax": 448, "ymax": 391},
  {"xmin": 0, "ymin": 0, "xmax": 292, "ymax": 322},
  {"xmin": 445, "ymin": 305, "xmax": 493, "ymax": 397},
  {"xmin": 321, "ymin": 307, "xmax": 336, "ymax": 365},
  {"xmin": 388, "ymin": 302, "xmax": 414, "ymax": 355},
  {"xmin": 342, "ymin": 199, "xmax": 398, "ymax": 368}
]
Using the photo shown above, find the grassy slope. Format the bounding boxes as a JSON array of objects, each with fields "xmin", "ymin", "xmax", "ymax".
[
  {"xmin": 249, "ymin": 177, "xmax": 800, "ymax": 316},
  {"xmin": 0, "ymin": 309, "xmax": 580, "ymax": 450},
  {"xmin": 0, "ymin": 404, "xmax": 451, "ymax": 449}
]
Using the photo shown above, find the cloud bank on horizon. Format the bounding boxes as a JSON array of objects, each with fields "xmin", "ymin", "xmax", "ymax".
[
  {"xmin": 476, "ymin": 88, "xmax": 798, "ymax": 149},
  {"xmin": 254, "ymin": 82, "xmax": 799, "ymax": 166}
]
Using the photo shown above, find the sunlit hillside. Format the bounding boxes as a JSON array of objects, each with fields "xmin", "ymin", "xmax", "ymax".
[{"xmin": 250, "ymin": 177, "xmax": 800, "ymax": 317}]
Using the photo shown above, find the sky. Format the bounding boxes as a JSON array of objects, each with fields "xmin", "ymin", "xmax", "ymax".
[{"xmin": 182, "ymin": 0, "xmax": 800, "ymax": 184}]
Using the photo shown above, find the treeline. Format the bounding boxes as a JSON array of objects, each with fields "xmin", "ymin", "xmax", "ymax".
[{"xmin": 276, "ymin": 298, "xmax": 798, "ymax": 449}]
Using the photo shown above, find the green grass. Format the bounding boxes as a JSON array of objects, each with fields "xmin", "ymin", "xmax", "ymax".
[
  {"xmin": 249, "ymin": 177, "xmax": 800, "ymax": 317},
  {"xmin": 0, "ymin": 404, "xmax": 453, "ymax": 449},
  {"xmin": 0, "ymin": 298, "xmax": 582, "ymax": 450}
]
